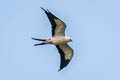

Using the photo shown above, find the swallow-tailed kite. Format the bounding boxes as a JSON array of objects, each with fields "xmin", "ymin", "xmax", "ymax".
[{"xmin": 32, "ymin": 7, "xmax": 73, "ymax": 71}]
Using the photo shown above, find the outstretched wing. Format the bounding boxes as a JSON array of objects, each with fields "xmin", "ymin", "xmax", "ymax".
[
  {"xmin": 56, "ymin": 44, "xmax": 73, "ymax": 71},
  {"xmin": 41, "ymin": 7, "xmax": 66, "ymax": 37}
]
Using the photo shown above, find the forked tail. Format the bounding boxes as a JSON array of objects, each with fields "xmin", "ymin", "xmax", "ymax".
[
  {"xmin": 32, "ymin": 38, "xmax": 46, "ymax": 41},
  {"xmin": 32, "ymin": 38, "xmax": 47, "ymax": 46},
  {"xmin": 34, "ymin": 43, "xmax": 46, "ymax": 46}
]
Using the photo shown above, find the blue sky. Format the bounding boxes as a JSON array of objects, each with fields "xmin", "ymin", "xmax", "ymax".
[{"xmin": 0, "ymin": 0, "xmax": 120, "ymax": 80}]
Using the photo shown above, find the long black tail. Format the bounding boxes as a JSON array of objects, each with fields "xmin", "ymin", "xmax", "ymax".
[
  {"xmin": 32, "ymin": 38, "xmax": 47, "ymax": 46},
  {"xmin": 32, "ymin": 38, "xmax": 46, "ymax": 41},
  {"xmin": 34, "ymin": 43, "xmax": 46, "ymax": 46}
]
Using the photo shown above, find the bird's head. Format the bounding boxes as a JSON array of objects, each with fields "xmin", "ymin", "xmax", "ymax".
[{"xmin": 65, "ymin": 36, "xmax": 72, "ymax": 42}]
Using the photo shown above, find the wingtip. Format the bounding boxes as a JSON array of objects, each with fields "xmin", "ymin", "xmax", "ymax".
[
  {"xmin": 58, "ymin": 68, "xmax": 62, "ymax": 72},
  {"xmin": 40, "ymin": 7, "xmax": 51, "ymax": 13},
  {"xmin": 40, "ymin": 7, "xmax": 46, "ymax": 12},
  {"xmin": 58, "ymin": 67, "xmax": 64, "ymax": 71}
]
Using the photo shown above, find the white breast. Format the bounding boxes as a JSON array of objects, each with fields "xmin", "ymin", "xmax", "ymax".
[{"xmin": 51, "ymin": 36, "xmax": 69, "ymax": 45}]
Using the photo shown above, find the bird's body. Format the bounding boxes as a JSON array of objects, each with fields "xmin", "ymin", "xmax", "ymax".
[
  {"xmin": 32, "ymin": 7, "xmax": 74, "ymax": 71},
  {"xmin": 44, "ymin": 36, "xmax": 71, "ymax": 45}
]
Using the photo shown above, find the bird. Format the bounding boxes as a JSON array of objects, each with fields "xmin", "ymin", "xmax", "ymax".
[{"xmin": 32, "ymin": 7, "xmax": 73, "ymax": 71}]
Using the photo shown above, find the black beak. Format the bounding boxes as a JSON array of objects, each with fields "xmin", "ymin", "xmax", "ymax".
[{"xmin": 70, "ymin": 39, "xmax": 72, "ymax": 42}]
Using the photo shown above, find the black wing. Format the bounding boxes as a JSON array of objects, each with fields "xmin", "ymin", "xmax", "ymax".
[
  {"xmin": 41, "ymin": 7, "xmax": 66, "ymax": 37},
  {"xmin": 56, "ymin": 44, "xmax": 73, "ymax": 71}
]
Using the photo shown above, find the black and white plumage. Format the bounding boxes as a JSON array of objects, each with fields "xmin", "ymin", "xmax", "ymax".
[{"xmin": 32, "ymin": 7, "xmax": 73, "ymax": 71}]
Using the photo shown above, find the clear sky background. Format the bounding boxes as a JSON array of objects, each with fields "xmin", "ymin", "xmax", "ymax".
[{"xmin": 0, "ymin": 0, "xmax": 120, "ymax": 80}]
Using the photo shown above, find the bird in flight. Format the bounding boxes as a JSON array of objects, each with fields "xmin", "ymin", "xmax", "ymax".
[{"xmin": 32, "ymin": 7, "xmax": 73, "ymax": 71}]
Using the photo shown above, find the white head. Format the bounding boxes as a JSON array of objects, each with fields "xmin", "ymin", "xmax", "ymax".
[{"xmin": 65, "ymin": 36, "xmax": 72, "ymax": 42}]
